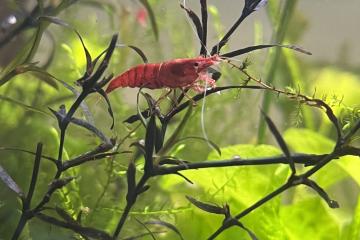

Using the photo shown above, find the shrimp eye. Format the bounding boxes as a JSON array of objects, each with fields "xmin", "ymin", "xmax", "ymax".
[{"xmin": 193, "ymin": 62, "xmax": 199, "ymax": 67}]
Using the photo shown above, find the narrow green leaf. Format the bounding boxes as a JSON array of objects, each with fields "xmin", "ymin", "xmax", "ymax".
[
  {"xmin": 0, "ymin": 146, "xmax": 56, "ymax": 163},
  {"xmin": 14, "ymin": 63, "xmax": 58, "ymax": 89},
  {"xmin": 257, "ymin": 0, "xmax": 298, "ymax": 143},
  {"xmin": 139, "ymin": 0, "xmax": 159, "ymax": 40},
  {"xmin": 0, "ymin": 95, "xmax": 52, "ymax": 117}
]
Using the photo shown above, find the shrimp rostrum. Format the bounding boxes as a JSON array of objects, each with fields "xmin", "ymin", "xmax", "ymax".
[{"xmin": 105, "ymin": 55, "xmax": 220, "ymax": 94}]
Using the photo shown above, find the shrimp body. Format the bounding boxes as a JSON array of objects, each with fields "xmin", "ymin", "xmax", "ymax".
[{"xmin": 105, "ymin": 55, "xmax": 220, "ymax": 93}]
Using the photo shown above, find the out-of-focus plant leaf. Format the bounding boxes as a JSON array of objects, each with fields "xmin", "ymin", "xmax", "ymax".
[
  {"xmin": 283, "ymin": 128, "xmax": 334, "ymax": 154},
  {"xmin": 139, "ymin": 0, "xmax": 158, "ymax": 40},
  {"xmin": 121, "ymin": 231, "xmax": 166, "ymax": 240},
  {"xmin": 0, "ymin": 95, "xmax": 52, "ymax": 117},
  {"xmin": 257, "ymin": 0, "xmax": 298, "ymax": 143},
  {"xmin": 283, "ymin": 128, "xmax": 351, "ymax": 188},
  {"xmin": 38, "ymin": 16, "xmax": 94, "ymax": 77},
  {"xmin": 280, "ymin": 198, "xmax": 340, "ymax": 239},
  {"xmin": 336, "ymin": 156, "xmax": 360, "ymax": 186},
  {"xmin": 266, "ymin": 0, "xmax": 280, "ymax": 25},
  {"xmin": 15, "ymin": 63, "xmax": 59, "ymax": 89},
  {"xmin": 38, "ymin": 15, "xmax": 72, "ymax": 28},
  {"xmin": 0, "ymin": 164, "xmax": 24, "ymax": 197},
  {"xmin": 0, "ymin": 146, "xmax": 56, "ymax": 163},
  {"xmin": 146, "ymin": 220, "xmax": 184, "ymax": 240},
  {"xmin": 348, "ymin": 196, "xmax": 360, "ymax": 240},
  {"xmin": 78, "ymin": 0, "xmax": 116, "ymax": 23},
  {"xmin": 0, "ymin": 0, "xmax": 77, "ymax": 87},
  {"xmin": 175, "ymin": 136, "xmax": 221, "ymax": 156},
  {"xmin": 37, "ymin": 0, "xmax": 45, "ymax": 13}
]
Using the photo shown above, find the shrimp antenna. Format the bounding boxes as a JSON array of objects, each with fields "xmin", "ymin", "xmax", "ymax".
[{"xmin": 200, "ymin": 79, "xmax": 215, "ymax": 151}]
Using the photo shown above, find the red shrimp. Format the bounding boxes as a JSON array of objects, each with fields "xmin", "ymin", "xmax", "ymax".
[{"xmin": 105, "ymin": 55, "xmax": 220, "ymax": 94}]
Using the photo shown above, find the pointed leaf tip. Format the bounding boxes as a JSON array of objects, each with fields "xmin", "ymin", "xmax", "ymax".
[
  {"xmin": 254, "ymin": 0, "xmax": 268, "ymax": 11},
  {"xmin": 186, "ymin": 196, "xmax": 225, "ymax": 215},
  {"xmin": 0, "ymin": 165, "xmax": 23, "ymax": 197}
]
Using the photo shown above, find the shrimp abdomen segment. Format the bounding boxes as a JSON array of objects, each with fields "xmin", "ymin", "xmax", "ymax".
[{"xmin": 105, "ymin": 63, "xmax": 161, "ymax": 93}]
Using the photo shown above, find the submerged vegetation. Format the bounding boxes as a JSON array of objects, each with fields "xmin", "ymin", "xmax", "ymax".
[{"xmin": 0, "ymin": 1, "xmax": 359, "ymax": 239}]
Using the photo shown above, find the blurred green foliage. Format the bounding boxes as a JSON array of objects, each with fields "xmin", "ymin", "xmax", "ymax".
[{"xmin": 0, "ymin": 1, "xmax": 359, "ymax": 239}]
